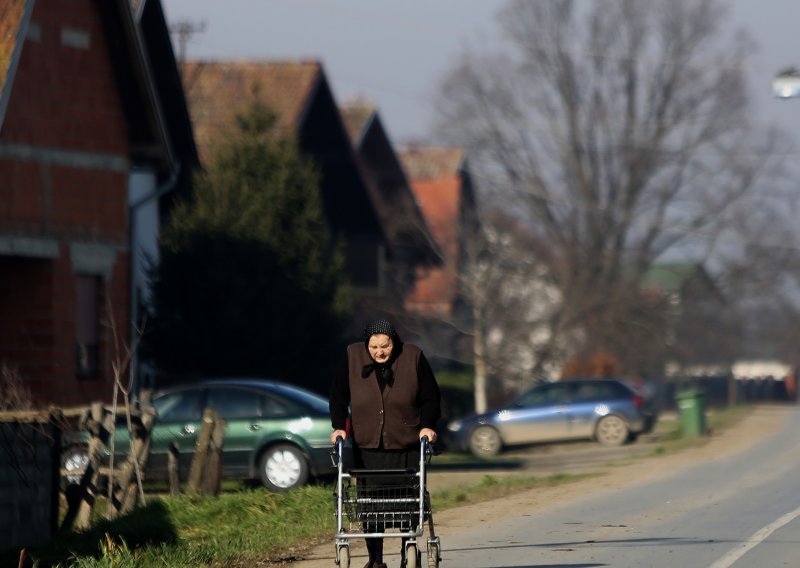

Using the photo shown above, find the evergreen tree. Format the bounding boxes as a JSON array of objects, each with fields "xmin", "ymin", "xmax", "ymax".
[{"xmin": 147, "ymin": 100, "xmax": 350, "ymax": 389}]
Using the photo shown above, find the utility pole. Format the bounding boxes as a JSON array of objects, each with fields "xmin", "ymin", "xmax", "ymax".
[{"xmin": 169, "ymin": 20, "xmax": 206, "ymax": 74}]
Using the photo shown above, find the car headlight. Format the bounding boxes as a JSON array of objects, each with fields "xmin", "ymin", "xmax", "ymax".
[{"xmin": 447, "ymin": 419, "xmax": 463, "ymax": 432}]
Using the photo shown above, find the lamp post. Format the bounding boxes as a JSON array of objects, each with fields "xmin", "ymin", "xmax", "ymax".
[{"xmin": 773, "ymin": 67, "xmax": 800, "ymax": 99}]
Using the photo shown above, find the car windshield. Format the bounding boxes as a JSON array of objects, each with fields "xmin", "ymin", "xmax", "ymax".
[
  {"xmin": 206, "ymin": 387, "xmax": 263, "ymax": 419},
  {"xmin": 269, "ymin": 383, "xmax": 329, "ymax": 414},
  {"xmin": 515, "ymin": 383, "xmax": 571, "ymax": 407},
  {"xmin": 152, "ymin": 388, "xmax": 204, "ymax": 421}
]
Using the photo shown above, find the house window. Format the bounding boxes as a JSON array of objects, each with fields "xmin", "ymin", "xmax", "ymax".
[
  {"xmin": 27, "ymin": 22, "xmax": 41, "ymax": 42},
  {"xmin": 75, "ymin": 275, "xmax": 100, "ymax": 378},
  {"xmin": 60, "ymin": 27, "xmax": 90, "ymax": 50}
]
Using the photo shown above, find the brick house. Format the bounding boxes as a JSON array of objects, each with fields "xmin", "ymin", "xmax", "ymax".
[{"xmin": 0, "ymin": 0, "xmax": 195, "ymax": 406}]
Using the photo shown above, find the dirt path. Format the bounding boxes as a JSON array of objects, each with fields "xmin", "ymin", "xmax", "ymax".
[{"xmin": 284, "ymin": 404, "xmax": 790, "ymax": 568}]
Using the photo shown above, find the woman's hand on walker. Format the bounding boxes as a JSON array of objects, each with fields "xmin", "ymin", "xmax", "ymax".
[
  {"xmin": 419, "ymin": 428, "xmax": 437, "ymax": 443},
  {"xmin": 330, "ymin": 429, "xmax": 347, "ymax": 444}
]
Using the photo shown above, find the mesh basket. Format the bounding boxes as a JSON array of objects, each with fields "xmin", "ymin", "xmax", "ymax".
[{"xmin": 338, "ymin": 472, "xmax": 429, "ymax": 534}]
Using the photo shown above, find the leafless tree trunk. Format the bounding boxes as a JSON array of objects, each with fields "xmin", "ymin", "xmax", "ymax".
[
  {"xmin": 104, "ymin": 298, "xmax": 149, "ymax": 516},
  {"xmin": 434, "ymin": 0, "xmax": 777, "ymax": 376},
  {"xmin": 460, "ymin": 209, "xmax": 565, "ymax": 411}
]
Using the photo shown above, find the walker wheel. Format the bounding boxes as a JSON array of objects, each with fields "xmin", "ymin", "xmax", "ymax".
[
  {"xmin": 405, "ymin": 543, "xmax": 418, "ymax": 568},
  {"xmin": 427, "ymin": 541, "xmax": 440, "ymax": 568},
  {"xmin": 337, "ymin": 544, "xmax": 349, "ymax": 567}
]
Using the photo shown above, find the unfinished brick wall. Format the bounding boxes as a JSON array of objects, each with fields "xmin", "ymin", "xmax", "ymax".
[{"xmin": 0, "ymin": 0, "xmax": 132, "ymax": 406}]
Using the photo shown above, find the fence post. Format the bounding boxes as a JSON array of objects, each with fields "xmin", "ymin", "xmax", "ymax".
[
  {"xmin": 204, "ymin": 417, "xmax": 226, "ymax": 495},
  {"xmin": 187, "ymin": 408, "xmax": 216, "ymax": 495},
  {"xmin": 107, "ymin": 404, "xmax": 156, "ymax": 518},
  {"xmin": 168, "ymin": 441, "xmax": 181, "ymax": 495},
  {"xmin": 74, "ymin": 403, "xmax": 112, "ymax": 530}
]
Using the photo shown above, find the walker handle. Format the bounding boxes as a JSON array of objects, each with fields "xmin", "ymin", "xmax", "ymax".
[
  {"xmin": 329, "ymin": 436, "xmax": 344, "ymax": 467},
  {"xmin": 420, "ymin": 434, "xmax": 441, "ymax": 457}
]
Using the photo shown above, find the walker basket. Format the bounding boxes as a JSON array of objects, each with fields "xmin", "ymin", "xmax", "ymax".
[{"xmin": 340, "ymin": 469, "xmax": 429, "ymax": 534}]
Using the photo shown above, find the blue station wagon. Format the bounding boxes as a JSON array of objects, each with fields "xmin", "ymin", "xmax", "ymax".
[{"xmin": 446, "ymin": 378, "xmax": 658, "ymax": 457}]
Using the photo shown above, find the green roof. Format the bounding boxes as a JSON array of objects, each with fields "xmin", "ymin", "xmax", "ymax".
[{"xmin": 641, "ymin": 262, "xmax": 701, "ymax": 292}]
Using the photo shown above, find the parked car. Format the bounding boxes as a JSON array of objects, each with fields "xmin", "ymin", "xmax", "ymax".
[
  {"xmin": 446, "ymin": 378, "xmax": 658, "ymax": 458},
  {"xmin": 62, "ymin": 378, "xmax": 340, "ymax": 491}
]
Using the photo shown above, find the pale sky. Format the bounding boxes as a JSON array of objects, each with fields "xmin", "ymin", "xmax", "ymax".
[{"xmin": 160, "ymin": 0, "xmax": 800, "ymax": 150}]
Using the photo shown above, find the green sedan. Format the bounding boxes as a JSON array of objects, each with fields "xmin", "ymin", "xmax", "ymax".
[{"xmin": 64, "ymin": 378, "xmax": 340, "ymax": 491}]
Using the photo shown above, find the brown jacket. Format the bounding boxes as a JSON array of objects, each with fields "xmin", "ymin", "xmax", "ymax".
[{"xmin": 347, "ymin": 342, "xmax": 422, "ymax": 449}]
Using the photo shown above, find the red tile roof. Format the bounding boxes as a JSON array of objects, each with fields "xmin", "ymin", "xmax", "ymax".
[
  {"xmin": 0, "ymin": 0, "xmax": 29, "ymax": 119},
  {"xmin": 398, "ymin": 146, "xmax": 468, "ymax": 316},
  {"xmin": 181, "ymin": 60, "xmax": 322, "ymax": 163}
]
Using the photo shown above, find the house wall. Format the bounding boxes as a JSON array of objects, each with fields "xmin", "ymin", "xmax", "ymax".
[{"xmin": 0, "ymin": 0, "xmax": 131, "ymax": 406}]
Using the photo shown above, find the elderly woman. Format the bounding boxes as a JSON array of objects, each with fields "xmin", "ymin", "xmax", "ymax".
[{"xmin": 329, "ymin": 319, "xmax": 441, "ymax": 568}]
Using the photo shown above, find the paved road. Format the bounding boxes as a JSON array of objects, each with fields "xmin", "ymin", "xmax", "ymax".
[
  {"xmin": 292, "ymin": 406, "xmax": 800, "ymax": 567},
  {"xmin": 443, "ymin": 405, "xmax": 800, "ymax": 567}
]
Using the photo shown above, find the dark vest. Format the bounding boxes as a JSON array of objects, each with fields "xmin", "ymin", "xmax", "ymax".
[{"xmin": 347, "ymin": 342, "xmax": 422, "ymax": 449}]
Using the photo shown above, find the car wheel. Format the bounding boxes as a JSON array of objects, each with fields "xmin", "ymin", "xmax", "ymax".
[
  {"xmin": 468, "ymin": 425, "xmax": 502, "ymax": 457},
  {"xmin": 596, "ymin": 415, "xmax": 629, "ymax": 446},
  {"xmin": 259, "ymin": 444, "xmax": 309, "ymax": 491}
]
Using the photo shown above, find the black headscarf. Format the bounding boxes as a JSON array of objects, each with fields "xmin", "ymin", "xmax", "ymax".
[
  {"xmin": 361, "ymin": 319, "xmax": 402, "ymax": 388},
  {"xmin": 362, "ymin": 319, "xmax": 399, "ymax": 345}
]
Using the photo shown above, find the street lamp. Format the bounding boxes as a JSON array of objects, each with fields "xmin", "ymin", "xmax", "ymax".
[{"xmin": 773, "ymin": 67, "xmax": 800, "ymax": 99}]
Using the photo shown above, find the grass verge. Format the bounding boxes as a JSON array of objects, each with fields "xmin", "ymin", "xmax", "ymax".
[{"xmin": 2, "ymin": 471, "xmax": 592, "ymax": 568}]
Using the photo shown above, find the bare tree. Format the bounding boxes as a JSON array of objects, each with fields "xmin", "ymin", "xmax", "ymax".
[
  {"xmin": 434, "ymin": 0, "xmax": 777, "ymax": 375},
  {"xmin": 460, "ymin": 209, "xmax": 568, "ymax": 412}
]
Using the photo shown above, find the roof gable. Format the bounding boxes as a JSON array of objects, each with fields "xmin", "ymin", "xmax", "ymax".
[
  {"xmin": 96, "ymin": 0, "xmax": 173, "ymax": 168},
  {"xmin": 133, "ymin": 0, "xmax": 198, "ymax": 170},
  {"xmin": 1, "ymin": 0, "xmax": 172, "ymax": 169},
  {"xmin": 182, "ymin": 60, "xmax": 321, "ymax": 163},
  {"xmin": 340, "ymin": 100, "xmax": 375, "ymax": 147},
  {"xmin": 341, "ymin": 101, "xmax": 440, "ymax": 264},
  {"xmin": 181, "ymin": 59, "xmax": 385, "ymax": 247}
]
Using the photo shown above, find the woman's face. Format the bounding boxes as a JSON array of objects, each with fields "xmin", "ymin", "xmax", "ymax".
[{"xmin": 367, "ymin": 333, "xmax": 394, "ymax": 363}]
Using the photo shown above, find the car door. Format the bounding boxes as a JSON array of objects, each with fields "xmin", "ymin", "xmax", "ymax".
[
  {"xmin": 565, "ymin": 381, "xmax": 611, "ymax": 437},
  {"xmin": 497, "ymin": 382, "xmax": 573, "ymax": 444},
  {"xmin": 150, "ymin": 387, "xmax": 206, "ymax": 475},
  {"xmin": 205, "ymin": 386, "xmax": 266, "ymax": 476}
]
